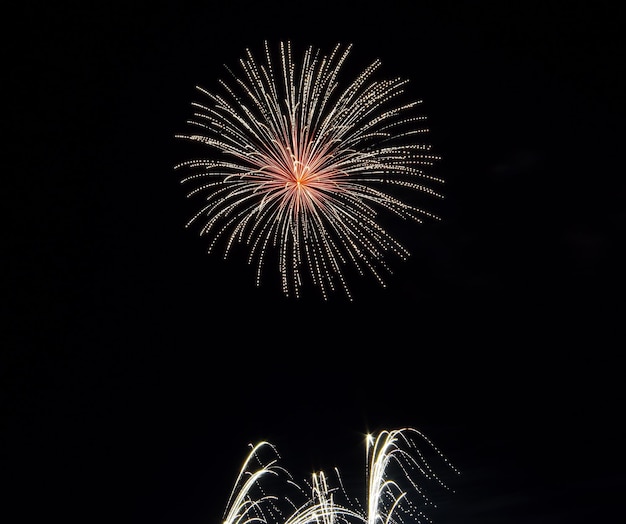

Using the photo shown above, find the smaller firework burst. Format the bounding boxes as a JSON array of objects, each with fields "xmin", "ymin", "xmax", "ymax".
[{"xmin": 219, "ymin": 428, "xmax": 459, "ymax": 524}]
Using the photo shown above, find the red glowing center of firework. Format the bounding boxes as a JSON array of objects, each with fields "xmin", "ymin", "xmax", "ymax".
[
  {"xmin": 281, "ymin": 161, "xmax": 330, "ymax": 213},
  {"xmin": 287, "ymin": 163, "xmax": 314, "ymax": 191},
  {"xmin": 262, "ymin": 144, "xmax": 342, "ymax": 213}
]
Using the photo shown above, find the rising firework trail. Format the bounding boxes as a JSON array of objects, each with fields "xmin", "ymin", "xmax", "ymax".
[
  {"xmin": 218, "ymin": 428, "xmax": 459, "ymax": 524},
  {"xmin": 175, "ymin": 42, "xmax": 443, "ymax": 300}
]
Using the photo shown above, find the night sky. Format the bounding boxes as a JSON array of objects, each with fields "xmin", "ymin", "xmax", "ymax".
[{"xmin": 4, "ymin": 2, "xmax": 624, "ymax": 524}]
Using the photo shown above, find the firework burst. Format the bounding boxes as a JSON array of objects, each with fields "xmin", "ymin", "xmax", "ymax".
[
  {"xmin": 175, "ymin": 42, "xmax": 443, "ymax": 300},
  {"xmin": 219, "ymin": 428, "xmax": 459, "ymax": 524}
]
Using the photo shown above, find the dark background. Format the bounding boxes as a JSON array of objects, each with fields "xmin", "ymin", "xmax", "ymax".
[{"xmin": 4, "ymin": 2, "xmax": 624, "ymax": 524}]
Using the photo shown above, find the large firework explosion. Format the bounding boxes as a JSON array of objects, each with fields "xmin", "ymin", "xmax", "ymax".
[
  {"xmin": 220, "ymin": 428, "xmax": 459, "ymax": 524},
  {"xmin": 175, "ymin": 42, "xmax": 443, "ymax": 300}
]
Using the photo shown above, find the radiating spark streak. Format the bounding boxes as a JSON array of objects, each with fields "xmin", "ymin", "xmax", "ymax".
[
  {"xmin": 222, "ymin": 441, "xmax": 292, "ymax": 524},
  {"xmin": 175, "ymin": 42, "xmax": 443, "ymax": 300},
  {"xmin": 283, "ymin": 471, "xmax": 363, "ymax": 524},
  {"xmin": 365, "ymin": 428, "xmax": 459, "ymax": 524}
]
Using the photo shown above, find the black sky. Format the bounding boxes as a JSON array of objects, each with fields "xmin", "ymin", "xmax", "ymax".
[{"xmin": 4, "ymin": 2, "xmax": 625, "ymax": 524}]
